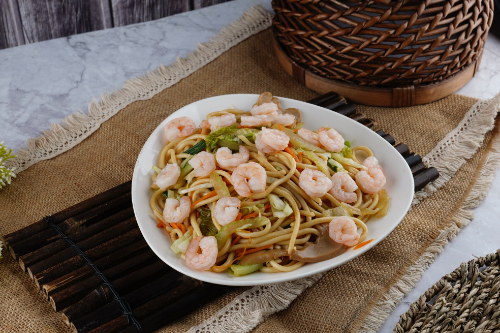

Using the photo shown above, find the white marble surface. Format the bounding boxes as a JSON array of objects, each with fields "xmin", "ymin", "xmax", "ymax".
[{"xmin": 1, "ymin": 1, "xmax": 499, "ymax": 332}]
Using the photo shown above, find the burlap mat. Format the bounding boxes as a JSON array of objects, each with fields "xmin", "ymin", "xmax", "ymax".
[{"xmin": 1, "ymin": 6, "xmax": 500, "ymax": 333}]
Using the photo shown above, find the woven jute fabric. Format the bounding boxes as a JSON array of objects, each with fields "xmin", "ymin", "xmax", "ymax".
[{"xmin": 1, "ymin": 12, "xmax": 499, "ymax": 333}]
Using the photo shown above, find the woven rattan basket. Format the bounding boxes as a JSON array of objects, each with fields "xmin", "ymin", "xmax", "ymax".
[{"xmin": 272, "ymin": 0, "xmax": 494, "ymax": 107}]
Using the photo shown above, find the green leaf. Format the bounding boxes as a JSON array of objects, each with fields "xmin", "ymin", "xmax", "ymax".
[
  {"xmin": 205, "ymin": 125, "xmax": 239, "ymax": 153},
  {"xmin": 198, "ymin": 206, "xmax": 218, "ymax": 236}
]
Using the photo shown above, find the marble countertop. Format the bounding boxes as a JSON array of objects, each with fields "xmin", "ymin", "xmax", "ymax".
[{"xmin": 1, "ymin": 0, "xmax": 499, "ymax": 331}]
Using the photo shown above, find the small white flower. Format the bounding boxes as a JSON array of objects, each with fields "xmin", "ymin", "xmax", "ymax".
[{"xmin": 0, "ymin": 141, "xmax": 16, "ymax": 189}]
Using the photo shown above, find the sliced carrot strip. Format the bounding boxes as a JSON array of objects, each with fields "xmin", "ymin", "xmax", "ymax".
[
  {"xmin": 157, "ymin": 221, "xmax": 166, "ymax": 228},
  {"xmin": 231, "ymin": 235, "xmax": 241, "ymax": 247},
  {"xmin": 237, "ymin": 245, "xmax": 272, "ymax": 256},
  {"xmin": 179, "ymin": 224, "xmax": 186, "ymax": 234},
  {"xmin": 170, "ymin": 222, "xmax": 180, "ymax": 230},
  {"xmin": 191, "ymin": 190, "xmax": 217, "ymax": 207},
  {"xmin": 218, "ymin": 238, "xmax": 251, "ymax": 269},
  {"xmin": 285, "ymin": 147, "xmax": 299, "ymax": 162},
  {"xmin": 235, "ymin": 212, "xmax": 242, "ymax": 221},
  {"xmin": 353, "ymin": 239, "xmax": 373, "ymax": 250},
  {"xmin": 277, "ymin": 124, "xmax": 284, "ymax": 131},
  {"xmin": 241, "ymin": 212, "xmax": 259, "ymax": 220}
]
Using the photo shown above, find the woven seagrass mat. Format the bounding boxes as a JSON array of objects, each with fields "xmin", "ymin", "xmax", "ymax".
[
  {"xmin": 394, "ymin": 250, "xmax": 500, "ymax": 332},
  {"xmin": 0, "ymin": 28, "xmax": 498, "ymax": 333}
]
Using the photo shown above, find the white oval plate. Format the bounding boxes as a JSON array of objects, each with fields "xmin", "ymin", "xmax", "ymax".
[{"xmin": 132, "ymin": 94, "xmax": 414, "ymax": 286}]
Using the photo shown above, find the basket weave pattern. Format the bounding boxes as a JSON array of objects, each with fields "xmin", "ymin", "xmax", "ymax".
[
  {"xmin": 272, "ymin": 0, "xmax": 494, "ymax": 87},
  {"xmin": 395, "ymin": 250, "xmax": 500, "ymax": 332}
]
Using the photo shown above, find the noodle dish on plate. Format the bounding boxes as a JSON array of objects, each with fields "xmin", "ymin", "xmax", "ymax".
[{"xmin": 131, "ymin": 93, "xmax": 414, "ymax": 286}]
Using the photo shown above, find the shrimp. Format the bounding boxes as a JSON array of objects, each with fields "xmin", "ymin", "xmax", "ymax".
[
  {"xmin": 200, "ymin": 120, "xmax": 211, "ymax": 130},
  {"xmin": 216, "ymin": 146, "xmax": 250, "ymax": 171},
  {"xmin": 163, "ymin": 196, "xmax": 191, "ymax": 223},
  {"xmin": 271, "ymin": 113, "xmax": 296, "ymax": 126},
  {"xmin": 185, "ymin": 236, "xmax": 218, "ymax": 271},
  {"xmin": 213, "ymin": 197, "xmax": 241, "ymax": 226},
  {"xmin": 362, "ymin": 156, "xmax": 381, "ymax": 170},
  {"xmin": 164, "ymin": 117, "xmax": 196, "ymax": 142},
  {"xmin": 299, "ymin": 168, "xmax": 333, "ymax": 198},
  {"xmin": 232, "ymin": 162, "xmax": 267, "ymax": 197},
  {"xmin": 240, "ymin": 114, "xmax": 276, "ymax": 127},
  {"xmin": 208, "ymin": 113, "xmax": 236, "ymax": 131},
  {"xmin": 330, "ymin": 172, "xmax": 358, "ymax": 203},
  {"xmin": 250, "ymin": 102, "xmax": 279, "ymax": 116},
  {"xmin": 318, "ymin": 127, "xmax": 344, "ymax": 152},
  {"xmin": 153, "ymin": 163, "xmax": 181, "ymax": 190},
  {"xmin": 188, "ymin": 151, "xmax": 216, "ymax": 178},
  {"xmin": 329, "ymin": 216, "xmax": 360, "ymax": 246},
  {"xmin": 298, "ymin": 128, "xmax": 319, "ymax": 146},
  {"xmin": 355, "ymin": 156, "xmax": 386, "ymax": 194},
  {"xmin": 255, "ymin": 127, "xmax": 290, "ymax": 154}
]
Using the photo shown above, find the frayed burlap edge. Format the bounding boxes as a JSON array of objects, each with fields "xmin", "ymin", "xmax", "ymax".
[
  {"xmin": 4, "ymin": 5, "xmax": 273, "ymax": 174},
  {"xmin": 187, "ymin": 93, "xmax": 500, "ymax": 333}
]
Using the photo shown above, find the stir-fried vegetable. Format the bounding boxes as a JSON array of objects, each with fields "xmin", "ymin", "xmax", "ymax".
[
  {"xmin": 303, "ymin": 151, "xmax": 330, "ymax": 176},
  {"xmin": 331, "ymin": 153, "xmax": 367, "ymax": 170},
  {"xmin": 170, "ymin": 230, "xmax": 193, "ymax": 254},
  {"xmin": 340, "ymin": 145, "xmax": 353, "ymax": 158},
  {"xmin": 215, "ymin": 216, "xmax": 270, "ymax": 249},
  {"xmin": 205, "ymin": 125, "xmax": 239, "ymax": 152},
  {"xmin": 234, "ymin": 128, "xmax": 257, "ymax": 143},
  {"xmin": 198, "ymin": 206, "xmax": 218, "ymax": 236},
  {"xmin": 173, "ymin": 158, "xmax": 194, "ymax": 189},
  {"xmin": 323, "ymin": 206, "xmax": 352, "ymax": 217},
  {"xmin": 374, "ymin": 189, "xmax": 390, "ymax": 218},
  {"xmin": 327, "ymin": 159, "xmax": 347, "ymax": 173},
  {"xmin": 183, "ymin": 140, "xmax": 206, "ymax": 155},
  {"xmin": 267, "ymin": 194, "xmax": 293, "ymax": 218},
  {"xmin": 210, "ymin": 171, "xmax": 230, "ymax": 198},
  {"xmin": 282, "ymin": 128, "xmax": 325, "ymax": 153},
  {"xmin": 229, "ymin": 263, "xmax": 263, "ymax": 276}
]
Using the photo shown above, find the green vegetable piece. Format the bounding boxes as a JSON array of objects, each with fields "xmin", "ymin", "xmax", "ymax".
[
  {"xmin": 229, "ymin": 263, "xmax": 263, "ymax": 277},
  {"xmin": 205, "ymin": 125, "xmax": 239, "ymax": 152},
  {"xmin": 218, "ymin": 139, "xmax": 240, "ymax": 151},
  {"xmin": 344, "ymin": 141, "xmax": 351, "ymax": 148},
  {"xmin": 234, "ymin": 128, "xmax": 257, "ymax": 143},
  {"xmin": 340, "ymin": 145, "xmax": 353, "ymax": 158},
  {"xmin": 271, "ymin": 202, "xmax": 293, "ymax": 218},
  {"xmin": 183, "ymin": 140, "xmax": 206, "ymax": 155},
  {"xmin": 303, "ymin": 151, "xmax": 330, "ymax": 176},
  {"xmin": 170, "ymin": 230, "xmax": 192, "ymax": 254},
  {"xmin": 210, "ymin": 171, "xmax": 230, "ymax": 198},
  {"xmin": 173, "ymin": 158, "xmax": 195, "ymax": 189},
  {"xmin": 282, "ymin": 128, "xmax": 325, "ymax": 153},
  {"xmin": 198, "ymin": 206, "xmax": 218, "ymax": 236},
  {"xmin": 215, "ymin": 217, "xmax": 269, "ymax": 249},
  {"xmin": 331, "ymin": 153, "xmax": 367, "ymax": 170},
  {"xmin": 327, "ymin": 159, "xmax": 347, "ymax": 173},
  {"xmin": 268, "ymin": 193, "xmax": 285, "ymax": 211},
  {"xmin": 323, "ymin": 206, "xmax": 352, "ymax": 217}
]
